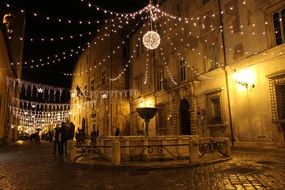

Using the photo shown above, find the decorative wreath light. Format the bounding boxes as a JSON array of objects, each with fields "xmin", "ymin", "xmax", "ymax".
[{"xmin": 143, "ymin": 30, "xmax": 160, "ymax": 50}]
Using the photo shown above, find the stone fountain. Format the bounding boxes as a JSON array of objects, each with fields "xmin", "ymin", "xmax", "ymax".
[{"xmin": 136, "ymin": 107, "xmax": 158, "ymax": 136}]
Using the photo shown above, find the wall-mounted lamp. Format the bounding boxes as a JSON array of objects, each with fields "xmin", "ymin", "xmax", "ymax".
[
  {"xmin": 235, "ymin": 80, "xmax": 255, "ymax": 89},
  {"xmin": 233, "ymin": 69, "xmax": 255, "ymax": 89}
]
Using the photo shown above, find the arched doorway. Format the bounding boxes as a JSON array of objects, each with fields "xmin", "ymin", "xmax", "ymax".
[{"xmin": 179, "ymin": 99, "xmax": 191, "ymax": 135}]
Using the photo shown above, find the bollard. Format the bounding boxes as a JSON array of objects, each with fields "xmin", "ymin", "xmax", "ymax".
[
  {"xmin": 189, "ymin": 138, "xmax": 199, "ymax": 164},
  {"xmin": 112, "ymin": 140, "xmax": 121, "ymax": 166},
  {"xmin": 223, "ymin": 138, "xmax": 231, "ymax": 157},
  {"xmin": 67, "ymin": 140, "xmax": 76, "ymax": 161}
]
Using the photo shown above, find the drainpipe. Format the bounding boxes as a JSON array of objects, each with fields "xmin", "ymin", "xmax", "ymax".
[{"xmin": 218, "ymin": 0, "xmax": 235, "ymax": 146}]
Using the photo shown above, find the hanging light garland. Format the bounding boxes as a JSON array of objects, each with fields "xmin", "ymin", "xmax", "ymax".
[
  {"xmin": 11, "ymin": 43, "xmax": 86, "ymax": 67},
  {"xmin": 6, "ymin": 77, "xmax": 67, "ymax": 101},
  {"xmin": 10, "ymin": 17, "xmax": 132, "ymax": 69},
  {"xmin": 70, "ymin": 89, "xmax": 138, "ymax": 100},
  {"xmin": 80, "ymin": 0, "xmax": 149, "ymax": 18},
  {"xmin": 67, "ymin": 1, "xmax": 276, "ymax": 84},
  {"xmin": 157, "ymin": 47, "xmax": 177, "ymax": 85},
  {"xmin": 8, "ymin": 31, "xmax": 93, "ymax": 43},
  {"xmin": 65, "ymin": 16, "xmax": 149, "ymax": 78},
  {"xmin": 4, "ymin": 0, "xmax": 274, "ymax": 82},
  {"xmin": 142, "ymin": 1, "xmax": 160, "ymax": 50},
  {"xmin": 10, "ymin": 106, "xmax": 70, "ymax": 128},
  {"xmin": 64, "ymin": 14, "xmax": 270, "ymax": 79},
  {"xmin": 12, "ymin": 98, "xmax": 70, "ymax": 111},
  {"xmin": 143, "ymin": 50, "xmax": 150, "ymax": 84},
  {"xmin": 3, "ymin": 2, "xmax": 109, "ymax": 25}
]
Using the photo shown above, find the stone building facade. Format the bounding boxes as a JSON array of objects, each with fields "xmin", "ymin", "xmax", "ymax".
[
  {"xmin": 72, "ymin": 0, "xmax": 285, "ymax": 146},
  {"xmin": 0, "ymin": 9, "xmax": 25, "ymax": 145},
  {"xmin": 70, "ymin": 21, "xmax": 131, "ymax": 137}
]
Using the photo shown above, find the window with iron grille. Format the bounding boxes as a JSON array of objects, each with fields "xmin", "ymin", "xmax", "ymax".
[
  {"xmin": 205, "ymin": 89, "xmax": 225, "ymax": 125},
  {"xmin": 276, "ymin": 85, "xmax": 285, "ymax": 119},
  {"xmin": 179, "ymin": 58, "xmax": 186, "ymax": 82},
  {"xmin": 268, "ymin": 74, "xmax": 285, "ymax": 121},
  {"xmin": 208, "ymin": 44, "xmax": 219, "ymax": 71},
  {"xmin": 210, "ymin": 97, "xmax": 222, "ymax": 124},
  {"xmin": 273, "ymin": 8, "xmax": 285, "ymax": 46},
  {"xmin": 157, "ymin": 70, "xmax": 164, "ymax": 91}
]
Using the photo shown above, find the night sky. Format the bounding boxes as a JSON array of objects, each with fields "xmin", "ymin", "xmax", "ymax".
[{"xmin": 2, "ymin": 0, "xmax": 149, "ymax": 88}]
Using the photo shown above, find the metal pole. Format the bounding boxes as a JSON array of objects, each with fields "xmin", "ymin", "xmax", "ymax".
[
  {"xmin": 217, "ymin": 0, "xmax": 234, "ymax": 146},
  {"xmin": 109, "ymin": 23, "xmax": 113, "ymax": 136}
]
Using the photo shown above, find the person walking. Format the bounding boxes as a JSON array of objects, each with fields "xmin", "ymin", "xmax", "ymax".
[
  {"xmin": 53, "ymin": 124, "xmax": 60, "ymax": 155},
  {"xmin": 60, "ymin": 122, "xmax": 68, "ymax": 156}
]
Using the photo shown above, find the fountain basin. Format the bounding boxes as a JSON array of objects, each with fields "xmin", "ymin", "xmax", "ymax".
[
  {"xmin": 136, "ymin": 107, "xmax": 158, "ymax": 121},
  {"xmin": 136, "ymin": 107, "xmax": 158, "ymax": 136}
]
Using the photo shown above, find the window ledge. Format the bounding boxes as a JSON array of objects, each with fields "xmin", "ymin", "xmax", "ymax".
[{"xmin": 272, "ymin": 120, "xmax": 285, "ymax": 125}]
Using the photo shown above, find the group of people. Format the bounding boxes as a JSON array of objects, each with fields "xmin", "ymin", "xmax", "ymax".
[{"xmin": 52, "ymin": 121, "xmax": 75, "ymax": 156}]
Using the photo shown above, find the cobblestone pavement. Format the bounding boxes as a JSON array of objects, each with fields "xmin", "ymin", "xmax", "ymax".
[{"xmin": 0, "ymin": 141, "xmax": 285, "ymax": 190}]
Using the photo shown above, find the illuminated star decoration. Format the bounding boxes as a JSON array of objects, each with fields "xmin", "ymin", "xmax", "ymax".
[{"xmin": 37, "ymin": 88, "xmax": 43, "ymax": 93}]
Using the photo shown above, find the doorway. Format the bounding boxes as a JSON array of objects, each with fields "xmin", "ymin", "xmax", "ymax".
[{"xmin": 179, "ymin": 99, "xmax": 191, "ymax": 135}]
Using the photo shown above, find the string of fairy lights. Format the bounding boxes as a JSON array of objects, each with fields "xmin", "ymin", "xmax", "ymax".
[
  {"xmin": 10, "ymin": 17, "xmax": 133, "ymax": 68},
  {"xmin": 8, "ymin": 31, "xmax": 94, "ymax": 43},
  {"xmin": 3, "ymin": 1, "xmax": 259, "ymax": 35},
  {"xmin": 143, "ymin": 50, "xmax": 150, "ymax": 84},
  {"xmin": 4, "ymin": 0, "xmax": 277, "ymax": 73},
  {"xmin": 5, "ymin": 0, "xmax": 283, "ymax": 131},
  {"xmin": 4, "ymin": 1, "xmax": 149, "ymax": 131},
  {"xmin": 3, "ymin": 2, "xmax": 107, "ymax": 25},
  {"xmin": 6, "ymin": 77, "xmax": 67, "ymax": 101},
  {"xmin": 10, "ymin": 106, "xmax": 70, "ymax": 128},
  {"xmin": 79, "ymin": 0, "xmax": 150, "ymax": 18},
  {"xmin": 12, "ymin": 97, "xmax": 70, "ymax": 111},
  {"xmin": 4, "ymin": 0, "xmax": 281, "ymax": 74},
  {"xmin": 6, "ymin": 12, "xmax": 277, "ymax": 76},
  {"xmin": 66, "ymin": 15, "xmax": 150, "ymax": 79}
]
